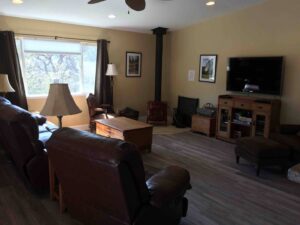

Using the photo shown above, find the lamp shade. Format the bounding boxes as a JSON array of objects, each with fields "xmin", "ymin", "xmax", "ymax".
[
  {"xmin": 106, "ymin": 64, "xmax": 119, "ymax": 76},
  {"xmin": 40, "ymin": 83, "xmax": 81, "ymax": 116},
  {"xmin": 0, "ymin": 74, "xmax": 15, "ymax": 93}
]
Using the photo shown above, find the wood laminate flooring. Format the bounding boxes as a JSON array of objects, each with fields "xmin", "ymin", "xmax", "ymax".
[{"xmin": 0, "ymin": 131, "xmax": 300, "ymax": 225}]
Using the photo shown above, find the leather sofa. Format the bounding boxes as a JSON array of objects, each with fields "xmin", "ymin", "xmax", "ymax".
[
  {"xmin": 0, "ymin": 97, "xmax": 56, "ymax": 190},
  {"xmin": 46, "ymin": 128, "xmax": 191, "ymax": 225},
  {"xmin": 270, "ymin": 124, "xmax": 300, "ymax": 163}
]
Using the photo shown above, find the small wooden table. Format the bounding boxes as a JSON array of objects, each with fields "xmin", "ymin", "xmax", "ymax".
[
  {"xmin": 49, "ymin": 159, "xmax": 66, "ymax": 213},
  {"xmin": 96, "ymin": 117, "xmax": 153, "ymax": 152},
  {"xmin": 191, "ymin": 114, "xmax": 216, "ymax": 137}
]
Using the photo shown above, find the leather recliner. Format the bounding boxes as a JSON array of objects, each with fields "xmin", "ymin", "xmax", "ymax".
[
  {"xmin": 0, "ymin": 97, "xmax": 55, "ymax": 190},
  {"xmin": 46, "ymin": 128, "xmax": 191, "ymax": 225}
]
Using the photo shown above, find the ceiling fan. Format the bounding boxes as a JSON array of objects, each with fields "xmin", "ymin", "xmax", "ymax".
[{"xmin": 88, "ymin": 0, "xmax": 146, "ymax": 11}]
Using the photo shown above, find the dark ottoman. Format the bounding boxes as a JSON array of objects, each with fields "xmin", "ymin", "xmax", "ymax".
[
  {"xmin": 235, "ymin": 137, "xmax": 291, "ymax": 176},
  {"xmin": 118, "ymin": 107, "xmax": 139, "ymax": 120}
]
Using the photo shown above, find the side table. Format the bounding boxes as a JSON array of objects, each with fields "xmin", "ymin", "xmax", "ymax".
[
  {"xmin": 49, "ymin": 159, "xmax": 66, "ymax": 213},
  {"xmin": 191, "ymin": 114, "xmax": 216, "ymax": 137}
]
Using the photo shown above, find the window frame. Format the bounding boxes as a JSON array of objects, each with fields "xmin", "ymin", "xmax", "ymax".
[{"xmin": 16, "ymin": 36, "xmax": 97, "ymax": 98}]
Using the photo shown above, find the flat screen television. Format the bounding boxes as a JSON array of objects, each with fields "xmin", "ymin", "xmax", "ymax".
[{"xmin": 226, "ymin": 57, "xmax": 284, "ymax": 95}]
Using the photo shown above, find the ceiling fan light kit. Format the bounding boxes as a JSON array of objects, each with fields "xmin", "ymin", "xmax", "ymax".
[
  {"xmin": 12, "ymin": 0, "xmax": 23, "ymax": 4},
  {"xmin": 108, "ymin": 14, "xmax": 116, "ymax": 19},
  {"xmin": 206, "ymin": 1, "xmax": 216, "ymax": 6},
  {"xmin": 88, "ymin": 0, "xmax": 105, "ymax": 4},
  {"xmin": 125, "ymin": 0, "xmax": 145, "ymax": 11},
  {"xmin": 88, "ymin": 0, "xmax": 146, "ymax": 11}
]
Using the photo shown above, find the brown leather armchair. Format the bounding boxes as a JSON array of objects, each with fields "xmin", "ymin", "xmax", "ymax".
[
  {"xmin": 0, "ymin": 97, "xmax": 54, "ymax": 190},
  {"xmin": 86, "ymin": 93, "xmax": 116, "ymax": 132},
  {"xmin": 46, "ymin": 128, "xmax": 191, "ymax": 225}
]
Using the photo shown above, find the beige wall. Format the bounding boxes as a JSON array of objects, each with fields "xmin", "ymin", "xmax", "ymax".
[
  {"xmin": 0, "ymin": 16, "xmax": 156, "ymax": 126},
  {"xmin": 2, "ymin": 0, "xmax": 300, "ymax": 125},
  {"xmin": 166, "ymin": 0, "xmax": 300, "ymax": 124}
]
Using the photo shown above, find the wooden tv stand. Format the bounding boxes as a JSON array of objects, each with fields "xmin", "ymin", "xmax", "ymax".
[{"xmin": 216, "ymin": 95, "xmax": 281, "ymax": 142}]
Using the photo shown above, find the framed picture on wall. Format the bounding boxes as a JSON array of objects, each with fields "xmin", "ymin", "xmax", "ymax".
[
  {"xmin": 126, "ymin": 52, "xmax": 142, "ymax": 77},
  {"xmin": 199, "ymin": 54, "xmax": 218, "ymax": 83}
]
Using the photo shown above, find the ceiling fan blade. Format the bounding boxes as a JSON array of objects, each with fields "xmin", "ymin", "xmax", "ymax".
[
  {"xmin": 88, "ymin": 0, "xmax": 106, "ymax": 4},
  {"xmin": 125, "ymin": 0, "xmax": 146, "ymax": 11}
]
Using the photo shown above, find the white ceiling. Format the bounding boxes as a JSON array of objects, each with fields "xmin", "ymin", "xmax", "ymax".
[{"xmin": 0, "ymin": 0, "xmax": 265, "ymax": 33}]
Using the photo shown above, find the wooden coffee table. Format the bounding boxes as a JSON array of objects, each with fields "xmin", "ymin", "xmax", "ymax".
[{"xmin": 95, "ymin": 117, "xmax": 153, "ymax": 152}]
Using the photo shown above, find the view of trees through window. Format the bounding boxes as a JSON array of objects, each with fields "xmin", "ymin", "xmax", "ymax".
[{"xmin": 16, "ymin": 38, "xmax": 97, "ymax": 96}]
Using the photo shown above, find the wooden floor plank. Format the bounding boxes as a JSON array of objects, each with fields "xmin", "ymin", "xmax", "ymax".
[
  {"xmin": 144, "ymin": 132, "xmax": 300, "ymax": 225},
  {"xmin": 0, "ymin": 131, "xmax": 299, "ymax": 225}
]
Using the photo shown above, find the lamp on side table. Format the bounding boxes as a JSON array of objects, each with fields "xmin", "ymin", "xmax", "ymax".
[
  {"xmin": 0, "ymin": 74, "xmax": 15, "ymax": 97},
  {"xmin": 106, "ymin": 63, "xmax": 119, "ymax": 89},
  {"xmin": 41, "ymin": 83, "xmax": 81, "ymax": 128},
  {"xmin": 106, "ymin": 63, "xmax": 119, "ymax": 80}
]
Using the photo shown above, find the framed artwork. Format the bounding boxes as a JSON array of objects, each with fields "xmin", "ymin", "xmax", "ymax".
[
  {"xmin": 199, "ymin": 55, "xmax": 218, "ymax": 83},
  {"xmin": 126, "ymin": 52, "xmax": 142, "ymax": 77}
]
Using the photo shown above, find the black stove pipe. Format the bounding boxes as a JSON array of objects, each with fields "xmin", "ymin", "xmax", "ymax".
[{"xmin": 152, "ymin": 27, "xmax": 168, "ymax": 102}]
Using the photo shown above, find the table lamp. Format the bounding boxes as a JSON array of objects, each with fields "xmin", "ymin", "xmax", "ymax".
[
  {"xmin": 106, "ymin": 64, "xmax": 119, "ymax": 85},
  {"xmin": 41, "ymin": 83, "xmax": 82, "ymax": 128},
  {"xmin": 0, "ymin": 74, "xmax": 15, "ymax": 97}
]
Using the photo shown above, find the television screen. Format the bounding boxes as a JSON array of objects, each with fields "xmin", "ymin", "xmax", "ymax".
[{"xmin": 226, "ymin": 57, "xmax": 284, "ymax": 95}]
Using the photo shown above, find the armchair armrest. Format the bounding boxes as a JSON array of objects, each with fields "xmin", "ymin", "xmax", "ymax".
[
  {"xmin": 94, "ymin": 107, "xmax": 106, "ymax": 112},
  {"xmin": 146, "ymin": 166, "xmax": 191, "ymax": 208},
  {"xmin": 32, "ymin": 113, "xmax": 47, "ymax": 125},
  {"xmin": 95, "ymin": 104, "xmax": 114, "ymax": 114}
]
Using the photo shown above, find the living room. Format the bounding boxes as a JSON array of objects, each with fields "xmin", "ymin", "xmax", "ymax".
[{"xmin": 0, "ymin": 0, "xmax": 300, "ymax": 225}]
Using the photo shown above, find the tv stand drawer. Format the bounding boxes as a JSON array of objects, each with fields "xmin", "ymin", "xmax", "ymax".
[
  {"xmin": 252, "ymin": 103, "xmax": 271, "ymax": 112},
  {"xmin": 219, "ymin": 99, "xmax": 233, "ymax": 107},
  {"xmin": 234, "ymin": 101, "xmax": 251, "ymax": 110}
]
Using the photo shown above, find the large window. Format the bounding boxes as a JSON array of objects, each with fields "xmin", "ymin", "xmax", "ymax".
[{"xmin": 16, "ymin": 38, "xmax": 97, "ymax": 97}]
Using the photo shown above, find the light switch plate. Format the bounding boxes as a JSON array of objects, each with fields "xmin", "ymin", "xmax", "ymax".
[{"xmin": 188, "ymin": 69, "xmax": 195, "ymax": 81}]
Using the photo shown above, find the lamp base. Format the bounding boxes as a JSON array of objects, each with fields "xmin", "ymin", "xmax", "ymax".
[
  {"xmin": 110, "ymin": 76, "xmax": 114, "ymax": 86},
  {"xmin": 57, "ymin": 115, "xmax": 63, "ymax": 128}
]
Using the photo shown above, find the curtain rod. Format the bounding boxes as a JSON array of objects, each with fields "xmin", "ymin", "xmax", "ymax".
[{"xmin": 15, "ymin": 33, "xmax": 111, "ymax": 43}]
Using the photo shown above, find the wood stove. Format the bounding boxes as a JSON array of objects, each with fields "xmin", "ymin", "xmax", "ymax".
[
  {"xmin": 146, "ymin": 101, "xmax": 167, "ymax": 125},
  {"xmin": 147, "ymin": 27, "xmax": 168, "ymax": 125}
]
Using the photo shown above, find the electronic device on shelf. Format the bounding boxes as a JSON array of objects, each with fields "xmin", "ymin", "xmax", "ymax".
[
  {"xmin": 226, "ymin": 56, "xmax": 284, "ymax": 95},
  {"xmin": 232, "ymin": 111, "xmax": 253, "ymax": 126}
]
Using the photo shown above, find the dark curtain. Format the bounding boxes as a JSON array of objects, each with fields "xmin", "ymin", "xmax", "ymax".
[
  {"xmin": 0, "ymin": 31, "xmax": 28, "ymax": 109},
  {"xmin": 94, "ymin": 39, "xmax": 112, "ymax": 106}
]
